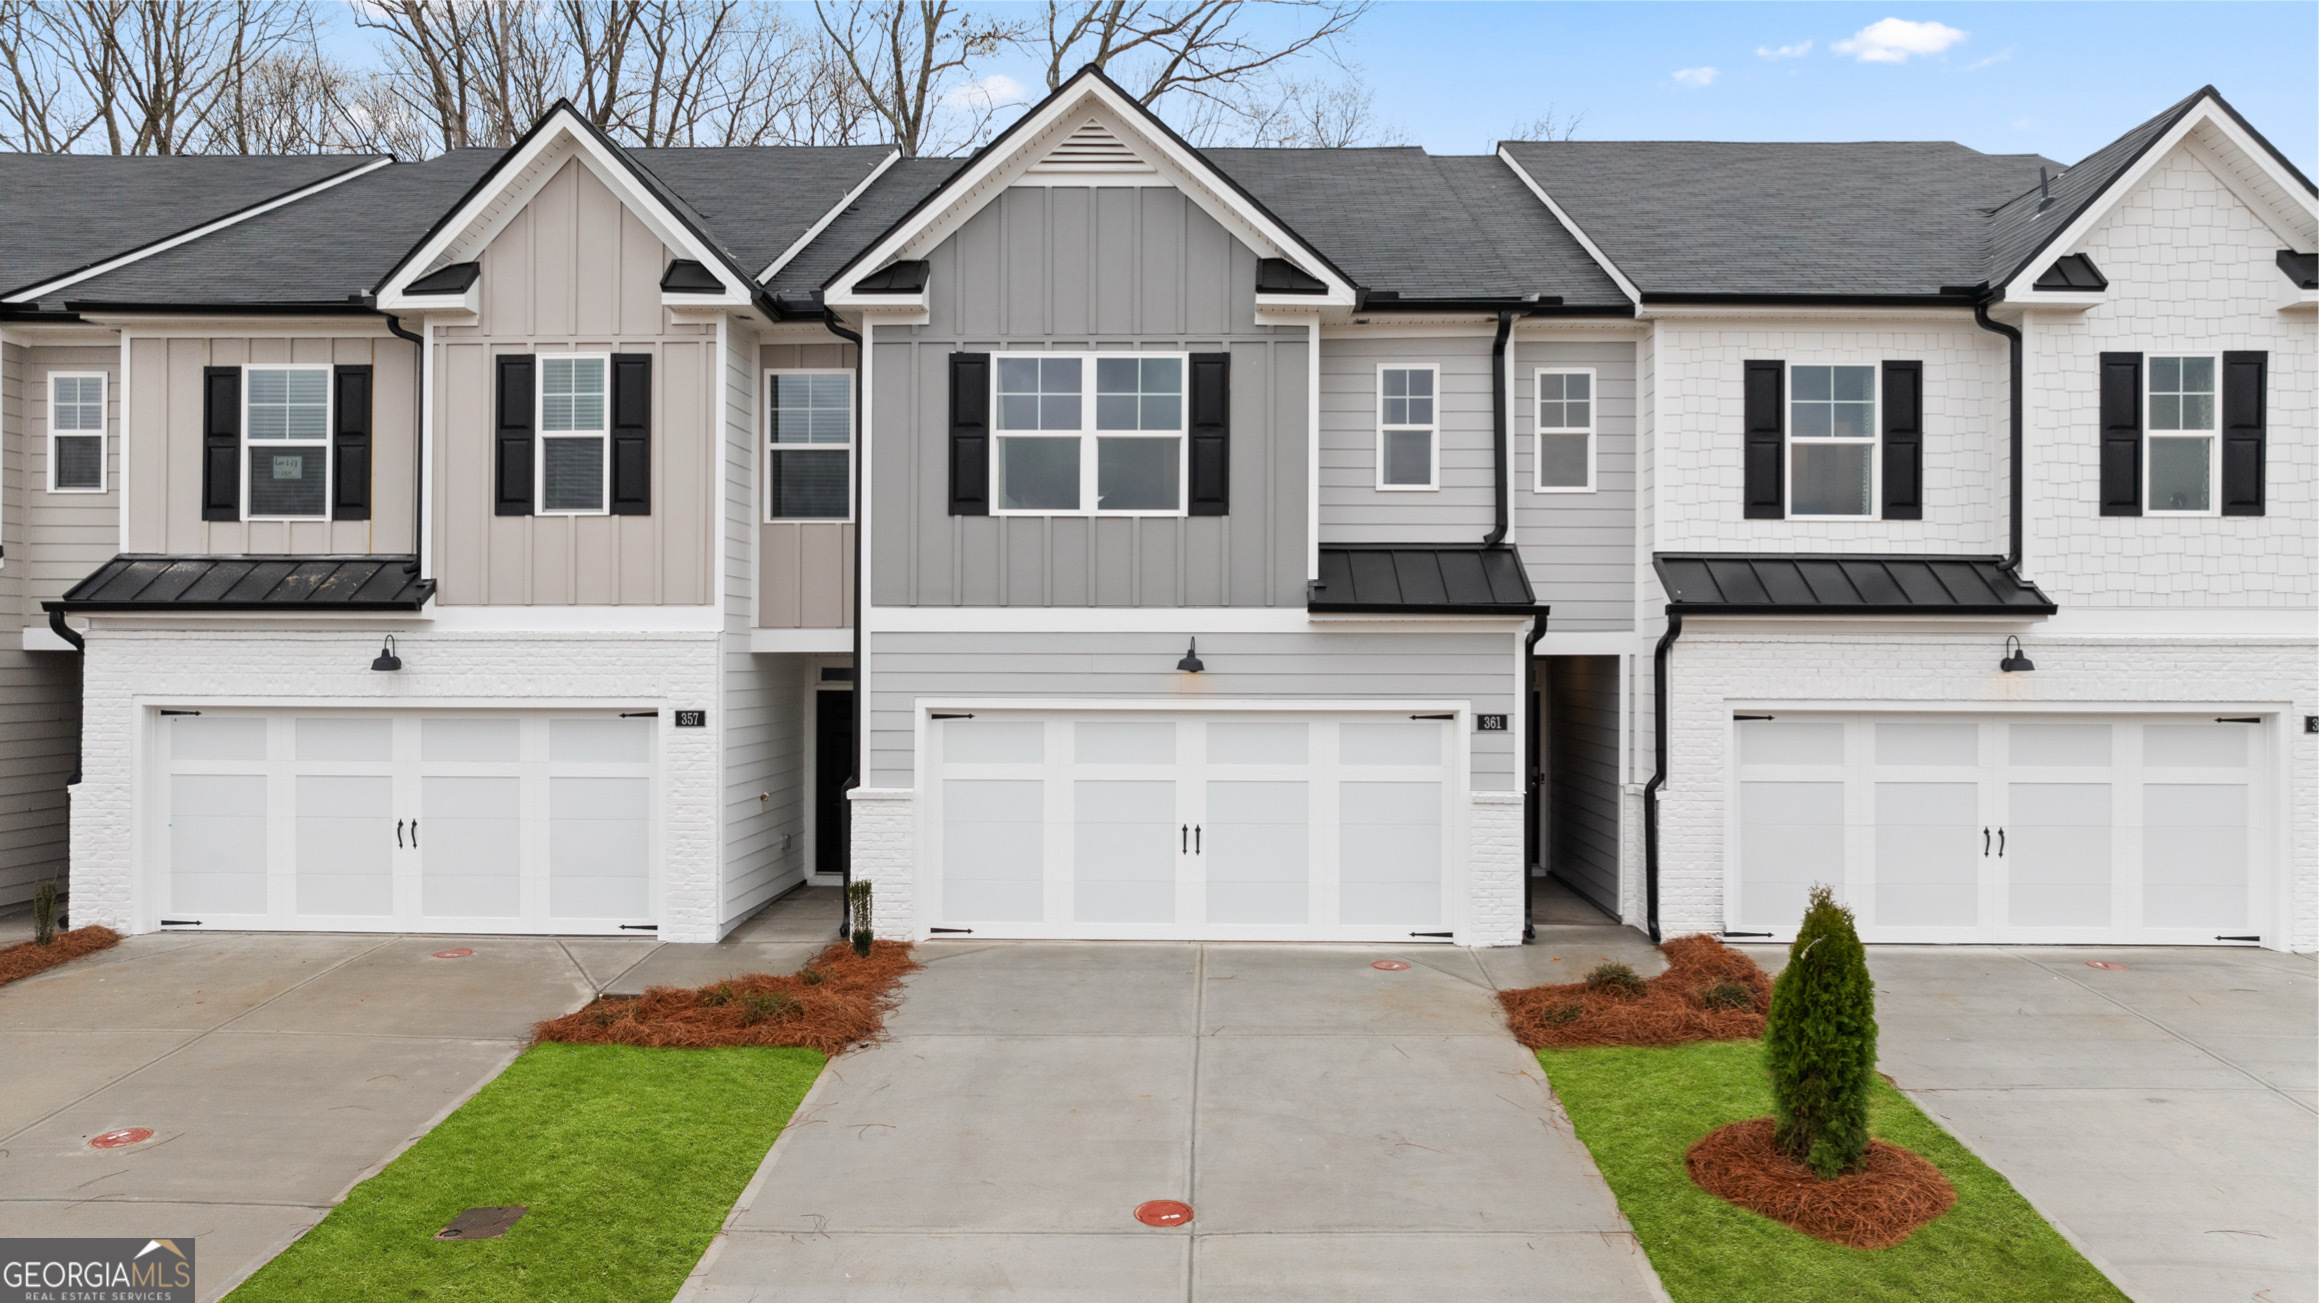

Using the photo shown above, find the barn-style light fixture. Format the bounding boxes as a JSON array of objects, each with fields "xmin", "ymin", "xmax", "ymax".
[
  {"xmin": 1176, "ymin": 638, "xmax": 1204, "ymax": 673},
  {"xmin": 372, "ymin": 635, "xmax": 402, "ymax": 672},
  {"xmin": 1998, "ymin": 635, "xmax": 2034, "ymax": 673}
]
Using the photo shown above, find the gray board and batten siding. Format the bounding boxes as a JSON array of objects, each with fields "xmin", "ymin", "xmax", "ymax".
[
  {"xmin": 1319, "ymin": 335, "xmax": 1634, "ymax": 630},
  {"xmin": 759, "ymin": 339, "xmax": 857, "ymax": 629},
  {"xmin": 433, "ymin": 156, "xmax": 717, "ymax": 607},
  {"xmin": 867, "ymin": 629, "xmax": 1520, "ymax": 791},
  {"xmin": 0, "ymin": 340, "xmax": 82, "ymax": 909},
  {"xmin": 870, "ymin": 185, "xmax": 1309, "ymax": 609}
]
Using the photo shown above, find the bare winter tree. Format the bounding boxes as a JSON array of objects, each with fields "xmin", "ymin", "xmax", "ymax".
[
  {"xmin": 1037, "ymin": 0, "xmax": 1363, "ymax": 113},
  {"xmin": 0, "ymin": 0, "xmax": 93, "ymax": 151},
  {"xmin": 1505, "ymin": 108, "xmax": 1583, "ymax": 144},
  {"xmin": 1232, "ymin": 71, "xmax": 1401, "ymax": 148},
  {"xmin": 812, "ymin": 0, "xmax": 1021, "ymax": 157}
]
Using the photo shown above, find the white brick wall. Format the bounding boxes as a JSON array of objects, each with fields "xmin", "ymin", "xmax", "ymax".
[
  {"xmin": 844, "ymin": 786, "xmax": 916, "ymax": 939},
  {"xmin": 1655, "ymin": 624, "xmax": 2316, "ymax": 951},
  {"xmin": 1466, "ymin": 790, "xmax": 1524, "ymax": 947},
  {"xmin": 71, "ymin": 627, "xmax": 729, "ymax": 942},
  {"xmin": 2024, "ymin": 134, "xmax": 2317, "ymax": 607}
]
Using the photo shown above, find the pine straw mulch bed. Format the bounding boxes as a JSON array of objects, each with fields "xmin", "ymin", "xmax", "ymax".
[
  {"xmin": 1686, "ymin": 1117, "xmax": 1958, "ymax": 1249},
  {"xmin": 534, "ymin": 939, "xmax": 919, "ymax": 1056},
  {"xmin": 1498, "ymin": 933, "xmax": 1772, "ymax": 1049},
  {"xmin": 0, "ymin": 926, "xmax": 122, "ymax": 988}
]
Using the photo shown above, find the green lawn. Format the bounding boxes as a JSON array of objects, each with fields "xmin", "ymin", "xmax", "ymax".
[
  {"xmin": 229, "ymin": 1043, "xmax": 823, "ymax": 1303},
  {"xmin": 1540, "ymin": 1040, "xmax": 2126, "ymax": 1303}
]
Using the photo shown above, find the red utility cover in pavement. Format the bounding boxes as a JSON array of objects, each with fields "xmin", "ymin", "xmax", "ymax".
[
  {"xmin": 90, "ymin": 1128, "xmax": 153, "ymax": 1149},
  {"xmin": 1372, "ymin": 960, "xmax": 1410, "ymax": 971},
  {"xmin": 1134, "ymin": 1200, "xmax": 1193, "ymax": 1228}
]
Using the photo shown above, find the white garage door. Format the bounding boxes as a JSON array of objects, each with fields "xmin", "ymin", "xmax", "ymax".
[
  {"xmin": 1732, "ymin": 714, "xmax": 2269, "ymax": 945},
  {"xmin": 161, "ymin": 710, "xmax": 657, "ymax": 934},
  {"xmin": 928, "ymin": 710, "xmax": 1458, "ymax": 941}
]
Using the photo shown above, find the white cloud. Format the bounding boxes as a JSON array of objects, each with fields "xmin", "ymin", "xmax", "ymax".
[
  {"xmin": 1833, "ymin": 17, "xmax": 1967, "ymax": 63},
  {"xmin": 1756, "ymin": 40, "xmax": 1813, "ymax": 59},
  {"xmin": 1672, "ymin": 66, "xmax": 1719, "ymax": 87},
  {"xmin": 945, "ymin": 73, "xmax": 1024, "ymax": 109}
]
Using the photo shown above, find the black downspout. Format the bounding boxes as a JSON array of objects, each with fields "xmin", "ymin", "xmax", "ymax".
[
  {"xmin": 46, "ymin": 608, "xmax": 84, "ymax": 784},
  {"xmin": 1521, "ymin": 609, "xmax": 1549, "ymax": 941},
  {"xmin": 821, "ymin": 307, "xmax": 865, "ymax": 939},
  {"xmin": 1972, "ymin": 296, "xmax": 2025, "ymax": 572},
  {"xmin": 1483, "ymin": 308, "xmax": 1515, "ymax": 546},
  {"xmin": 1640, "ymin": 612, "xmax": 1682, "ymax": 944},
  {"xmin": 382, "ymin": 314, "xmax": 426, "ymax": 576}
]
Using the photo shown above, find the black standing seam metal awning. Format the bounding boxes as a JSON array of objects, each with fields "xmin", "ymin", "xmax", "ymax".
[
  {"xmin": 47, "ymin": 554, "xmax": 434, "ymax": 612},
  {"xmin": 1653, "ymin": 553, "xmax": 2054, "ymax": 616},
  {"xmin": 1309, "ymin": 545, "xmax": 1540, "ymax": 615}
]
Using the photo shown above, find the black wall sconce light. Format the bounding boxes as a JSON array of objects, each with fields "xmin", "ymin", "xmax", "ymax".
[
  {"xmin": 372, "ymin": 635, "xmax": 403, "ymax": 672},
  {"xmin": 1176, "ymin": 638, "xmax": 1204, "ymax": 673},
  {"xmin": 1998, "ymin": 635, "xmax": 2034, "ymax": 673}
]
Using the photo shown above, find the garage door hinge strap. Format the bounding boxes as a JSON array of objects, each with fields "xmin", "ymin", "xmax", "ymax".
[
  {"xmin": 2216, "ymin": 935, "xmax": 2259, "ymax": 942},
  {"xmin": 930, "ymin": 712, "xmax": 974, "ymax": 720},
  {"xmin": 1721, "ymin": 931, "xmax": 1773, "ymax": 938},
  {"xmin": 1733, "ymin": 714, "xmax": 1775, "ymax": 721},
  {"xmin": 160, "ymin": 919, "xmax": 202, "ymax": 926},
  {"xmin": 159, "ymin": 709, "xmax": 201, "ymax": 716},
  {"xmin": 2214, "ymin": 717, "xmax": 2260, "ymax": 724},
  {"xmin": 1409, "ymin": 931, "xmax": 1452, "ymax": 938},
  {"xmin": 620, "ymin": 710, "xmax": 659, "ymax": 718},
  {"xmin": 930, "ymin": 927, "xmax": 974, "ymax": 934},
  {"xmin": 1409, "ymin": 713, "xmax": 1454, "ymax": 720},
  {"xmin": 619, "ymin": 924, "xmax": 657, "ymax": 931}
]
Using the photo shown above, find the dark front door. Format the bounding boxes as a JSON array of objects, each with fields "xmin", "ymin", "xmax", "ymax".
[{"xmin": 814, "ymin": 689, "xmax": 855, "ymax": 877}]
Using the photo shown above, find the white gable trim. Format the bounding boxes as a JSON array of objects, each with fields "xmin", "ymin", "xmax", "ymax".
[
  {"xmin": 758, "ymin": 148, "xmax": 901, "ymax": 282},
  {"xmin": 1496, "ymin": 148, "xmax": 1642, "ymax": 306},
  {"xmin": 824, "ymin": 76, "xmax": 1354, "ymax": 308},
  {"xmin": 377, "ymin": 106, "xmax": 752, "ymax": 310},
  {"xmin": 4, "ymin": 157, "xmax": 393, "ymax": 305},
  {"xmin": 1998, "ymin": 97, "xmax": 2319, "ymax": 300},
  {"xmin": 2177, "ymin": 126, "xmax": 2317, "ymax": 250}
]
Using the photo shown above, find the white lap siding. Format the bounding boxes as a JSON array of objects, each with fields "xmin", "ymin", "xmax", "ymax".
[{"xmin": 70, "ymin": 627, "xmax": 726, "ymax": 941}]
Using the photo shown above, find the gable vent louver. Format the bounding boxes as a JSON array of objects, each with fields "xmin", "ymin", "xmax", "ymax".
[{"xmin": 1027, "ymin": 119, "xmax": 1154, "ymax": 174}]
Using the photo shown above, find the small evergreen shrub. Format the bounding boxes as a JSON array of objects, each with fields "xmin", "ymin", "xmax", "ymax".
[
  {"xmin": 1701, "ymin": 980, "xmax": 1754, "ymax": 1011},
  {"xmin": 1542, "ymin": 1002, "xmax": 1585, "ymax": 1025},
  {"xmin": 698, "ymin": 983, "xmax": 735, "ymax": 1007},
  {"xmin": 738, "ymin": 991, "xmax": 796, "ymax": 1027},
  {"xmin": 1764, "ymin": 884, "xmax": 1878, "ymax": 1179},
  {"xmin": 846, "ymin": 880, "xmax": 874, "ymax": 958},
  {"xmin": 1583, "ymin": 961, "xmax": 1645, "ymax": 998},
  {"xmin": 798, "ymin": 967, "xmax": 827, "ymax": 986},
  {"xmin": 32, "ymin": 881, "xmax": 59, "ymax": 946}
]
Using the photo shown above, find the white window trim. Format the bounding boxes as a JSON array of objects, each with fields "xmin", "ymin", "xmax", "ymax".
[
  {"xmin": 47, "ymin": 370, "xmax": 108, "ymax": 494},
  {"xmin": 989, "ymin": 350, "xmax": 1190, "ymax": 518},
  {"xmin": 1375, "ymin": 362, "xmax": 1440, "ymax": 492},
  {"xmin": 240, "ymin": 363, "xmax": 333, "ymax": 522},
  {"xmin": 765, "ymin": 367, "xmax": 856, "ymax": 523},
  {"xmin": 2144, "ymin": 352, "xmax": 2221, "ymax": 518},
  {"xmin": 1784, "ymin": 362, "xmax": 1880, "ymax": 522},
  {"xmin": 1532, "ymin": 366, "xmax": 1596, "ymax": 494},
  {"xmin": 536, "ymin": 352, "xmax": 612, "ymax": 517}
]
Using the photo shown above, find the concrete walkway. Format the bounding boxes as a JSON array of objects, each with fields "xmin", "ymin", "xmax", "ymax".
[
  {"xmin": 679, "ymin": 927, "xmax": 1668, "ymax": 1303},
  {"xmin": 0, "ymin": 886, "xmax": 837, "ymax": 1302}
]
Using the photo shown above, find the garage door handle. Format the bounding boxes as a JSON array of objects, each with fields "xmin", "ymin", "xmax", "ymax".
[
  {"xmin": 1194, "ymin": 825, "xmax": 1202, "ymax": 853},
  {"xmin": 411, "ymin": 820, "xmax": 419, "ymax": 848},
  {"xmin": 397, "ymin": 819, "xmax": 404, "ymax": 848},
  {"xmin": 1181, "ymin": 824, "xmax": 1188, "ymax": 853},
  {"xmin": 1996, "ymin": 827, "xmax": 2003, "ymax": 857},
  {"xmin": 1982, "ymin": 827, "xmax": 1989, "ymax": 856}
]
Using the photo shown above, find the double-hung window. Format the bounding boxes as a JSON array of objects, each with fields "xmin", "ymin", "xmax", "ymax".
[
  {"xmin": 539, "ymin": 354, "xmax": 609, "ymax": 514},
  {"xmin": 48, "ymin": 372, "xmax": 105, "ymax": 492},
  {"xmin": 1787, "ymin": 364, "xmax": 1876, "ymax": 517},
  {"xmin": 768, "ymin": 370, "xmax": 853, "ymax": 519},
  {"xmin": 994, "ymin": 352, "xmax": 1185, "ymax": 513},
  {"xmin": 244, "ymin": 366, "xmax": 330, "ymax": 518},
  {"xmin": 2146, "ymin": 355, "xmax": 2216, "ymax": 514},
  {"xmin": 1377, "ymin": 365, "xmax": 1437, "ymax": 489},
  {"xmin": 1535, "ymin": 368, "xmax": 1594, "ymax": 492}
]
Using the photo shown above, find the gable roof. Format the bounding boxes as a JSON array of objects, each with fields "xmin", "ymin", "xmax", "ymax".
[
  {"xmin": 624, "ymin": 145, "xmax": 896, "ymax": 282},
  {"xmin": 1200, "ymin": 148, "xmax": 1627, "ymax": 306},
  {"xmin": 1, "ymin": 154, "xmax": 382, "ymax": 308},
  {"xmin": 765, "ymin": 157, "xmax": 961, "ymax": 302}
]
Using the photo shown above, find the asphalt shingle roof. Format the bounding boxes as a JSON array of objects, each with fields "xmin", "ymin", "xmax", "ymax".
[
  {"xmin": 0, "ymin": 153, "xmax": 376, "ymax": 301},
  {"xmin": 627, "ymin": 145, "xmax": 896, "ymax": 279},
  {"xmin": 764, "ymin": 157, "xmax": 963, "ymax": 298}
]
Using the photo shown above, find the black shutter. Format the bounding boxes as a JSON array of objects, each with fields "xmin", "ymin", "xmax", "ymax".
[
  {"xmin": 948, "ymin": 351, "xmax": 990, "ymax": 515},
  {"xmin": 331, "ymin": 364, "xmax": 372, "ymax": 521},
  {"xmin": 1880, "ymin": 360, "xmax": 1923, "ymax": 520},
  {"xmin": 2221, "ymin": 350, "xmax": 2266, "ymax": 516},
  {"xmin": 1742, "ymin": 360, "xmax": 1784, "ymax": 519},
  {"xmin": 2098, "ymin": 351, "xmax": 2142, "ymax": 516},
  {"xmin": 609, "ymin": 352, "xmax": 652, "ymax": 515},
  {"xmin": 1188, "ymin": 351, "xmax": 1231, "ymax": 516},
  {"xmin": 494, "ymin": 353, "xmax": 534, "ymax": 516},
  {"xmin": 201, "ymin": 366, "xmax": 240, "ymax": 521}
]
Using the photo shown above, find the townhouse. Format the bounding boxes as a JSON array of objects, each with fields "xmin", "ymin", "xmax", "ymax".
[{"xmin": 1, "ymin": 72, "xmax": 2309, "ymax": 951}]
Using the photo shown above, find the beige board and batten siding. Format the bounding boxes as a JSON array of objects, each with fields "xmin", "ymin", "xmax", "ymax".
[
  {"xmin": 14, "ymin": 343, "xmax": 120, "ymax": 607},
  {"xmin": 872, "ymin": 185, "xmax": 1309, "ymax": 608},
  {"xmin": 0, "ymin": 339, "xmax": 82, "ymax": 908},
  {"xmin": 759, "ymin": 339, "xmax": 856, "ymax": 628},
  {"xmin": 433, "ymin": 155, "xmax": 714, "ymax": 606},
  {"xmin": 125, "ymin": 334, "xmax": 416, "ymax": 555}
]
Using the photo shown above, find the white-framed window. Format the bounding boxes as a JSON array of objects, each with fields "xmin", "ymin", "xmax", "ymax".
[
  {"xmin": 767, "ymin": 369, "xmax": 853, "ymax": 521},
  {"xmin": 47, "ymin": 371, "xmax": 106, "ymax": 492},
  {"xmin": 2146, "ymin": 354, "xmax": 2217, "ymax": 515},
  {"xmin": 993, "ymin": 352, "xmax": 1186, "ymax": 515},
  {"xmin": 1376, "ymin": 364, "xmax": 1438, "ymax": 490},
  {"xmin": 1534, "ymin": 367, "xmax": 1594, "ymax": 492},
  {"xmin": 243, "ymin": 365, "xmax": 331, "ymax": 519},
  {"xmin": 537, "ymin": 354, "xmax": 610, "ymax": 515},
  {"xmin": 1787, "ymin": 364, "xmax": 1877, "ymax": 518}
]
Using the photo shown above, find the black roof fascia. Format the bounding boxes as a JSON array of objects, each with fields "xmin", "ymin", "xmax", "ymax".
[
  {"xmin": 2035, "ymin": 253, "xmax": 2108, "ymax": 291},
  {"xmin": 658, "ymin": 258, "xmax": 723, "ymax": 292},
  {"xmin": 406, "ymin": 260, "xmax": 481, "ymax": 293},
  {"xmin": 1639, "ymin": 291, "xmax": 1981, "ymax": 308},
  {"xmin": 816, "ymin": 63, "xmax": 1360, "ymax": 296},
  {"xmin": 1355, "ymin": 299, "xmax": 1634, "ymax": 317},
  {"xmin": 853, "ymin": 259, "xmax": 930, "ymax": 293},
  {"xmin": 1652, "ymin": 553, "xmax": 2056, "ymax": 617},
  {"xmin": 0, "ymin": 155, "xmax": 384, "ymax": 303},
  {"xmin": 0, "ymin": 305, "xmax": 85, "ymax": 323},
  {"xmin": 2278, "ymin": 250, "xmax": 2318, "ymax": 290},
  {"xmin": 1255, "ymin": 257, "xmax": 1328, "ymax": 293},
  {"xmin": 61, "ymin": 300, "xmax": 383, "ymax": 315},
  {"xmin": 48, "ymin": 553, "xmax": 435, "ymax": 612}
]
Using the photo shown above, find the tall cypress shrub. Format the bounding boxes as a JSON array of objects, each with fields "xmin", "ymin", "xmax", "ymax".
[{"xmin": 1764, "ymin": 884, "xmax": 1877, "ymax": 1178}]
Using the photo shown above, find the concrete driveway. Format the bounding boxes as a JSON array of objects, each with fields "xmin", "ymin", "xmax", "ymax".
[
  {"xmin": 0, "ymin": 886, "xmax": 837, "ymax": 1302},
  {"xmin": 1745, "ymin": 943, "xmax": 2318, "ymax": 1303},
  {"xmin": 678, "ymin": 935, "xmax": 1668, "ymax": 1303}
]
